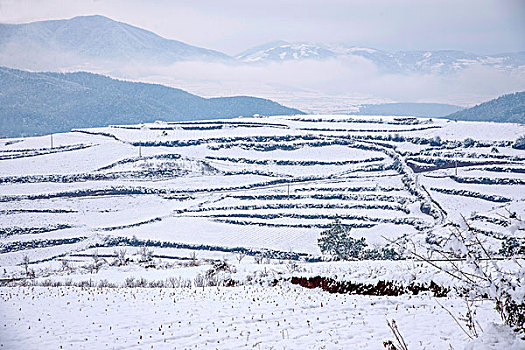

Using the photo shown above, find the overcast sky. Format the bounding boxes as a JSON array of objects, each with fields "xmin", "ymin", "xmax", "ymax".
[{"xmin": 0, "ymin": 0, "xmax": 524, "ymax": 55}]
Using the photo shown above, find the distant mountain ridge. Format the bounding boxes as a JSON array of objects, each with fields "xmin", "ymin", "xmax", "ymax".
[
  {"xmin": 0, "ymin": 16, "xmax": 524, "ymax": 75},
  {"xmin": 235, "ymin": 41, "xmax": 525, "ymax": 74},
  {"xmin": 444, "ymin": 91, "xmax": 525, "ymax": 124},
  {"xmin": 0, "ymin": 67, "xmax": 303, "ymax": 137}
]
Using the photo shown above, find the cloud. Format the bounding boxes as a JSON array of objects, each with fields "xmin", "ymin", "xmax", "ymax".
[{"xmin": 102, "ymin": 58, "xmax": 525, "ymax": 111}]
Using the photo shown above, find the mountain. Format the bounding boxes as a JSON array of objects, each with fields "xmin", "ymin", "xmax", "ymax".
[
  {"xmin": 0, "ymin": 67, "xmax": 303, "ymax": 137},
  {"xmin": 444, "ymin": 91, "xmax": 525, "ymax": 124},
  {"xmin": 0, "ymin": 15, "xmax": 231, "ymax": 70},
  {"xmin": 2, "ymin": 16, "xmax": 523, "ymax": 76},
  {"xmin": 236, "ymin": 41, "xmax": 338, "ymax": 62},
  {"xmin": 355, "ymin": 103, "xmax": 464, "ymax": 118},
  {"xmin": 236, "ymin": 41, "xmax": 525, "ymax": 74}
]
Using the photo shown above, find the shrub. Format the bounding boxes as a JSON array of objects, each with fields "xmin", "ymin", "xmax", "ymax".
[
  {"xmin": 318, "ymin": 219, "xmax": 367, "ymax": 260},
  {"xmin": 430, "ymin": 136, "xmax": 442, "ymax": 146},
  {"xmin": 400, "ymin": 215, "xmax": 525, "ymax": 336},
  {"xmin": 499, "ymin": 237, "xmax": 525, "ymax": 257},
  {"xmin": 138, "ymin": 246, "xmax": 153, "ymax": 263},
  {"xmin": 513, "ymin": 135, "xmax": 525, "ymax": 150},
  {"xmin": 463, "ymin": 138, "xmax": 476, "ymax": 148}
]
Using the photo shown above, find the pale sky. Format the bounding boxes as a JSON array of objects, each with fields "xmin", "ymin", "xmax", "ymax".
[{"xmin": 0, "ymin": 0, "xmax": 524, "ymax": 55}]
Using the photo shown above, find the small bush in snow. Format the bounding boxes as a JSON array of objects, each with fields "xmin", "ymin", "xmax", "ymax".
[
  {"xmin": 124, "ymin": 277, "xmax": 135, "ymax": 287},
  {"xmin": 112, "ymin": 248, "xmax": 128, "ymax": 266},
  {"xmin": 430, "ymin": 136, "xmax": 442, "ymax": 146},
  {"xmin": 499, "ymin": 237, "xmax": 525, "ymax": 257},
  {"xmin": 188, "ymin": 251, "xmax": 198, "ymax": 266},
  {"xmin": 98, "ymin": 279, "xmax": 116, "ymax": 288},
  {"xmin": 462, "ymin": 138, "xmax": 476, "ymax": 148},
  {"xmin": 166, "ymin": 276, "xmax": 181, "ymax": 288},
  {"xmin": 235, "ymin": 252, "xmax": 246, "ymax": 263},
  {"xmin": 513, "ymin": 135, "xmax": 525, "ymax": 150}
]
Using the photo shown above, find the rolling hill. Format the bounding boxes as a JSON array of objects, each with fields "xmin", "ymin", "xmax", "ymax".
[
  {"xmin": 1, "ymin": 114, "xmax": 523, "ymax": 263},
  {"xmin": 445, "ymin": 91, "xmax": 525, "ymax": 124},
  {"xmin": 0, "ymin": 67, "xmax": 303, "ymax": 137}
]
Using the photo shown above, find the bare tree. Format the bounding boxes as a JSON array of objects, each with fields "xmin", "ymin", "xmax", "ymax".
[
  {"xmin": 391, "ymin": 213, "xmax": 525, "ymax": 336},
  {"xmin": 254, "ymin": 254, "xmax": 264, "ymax": 264},
  {"xmin": 189, "ymin": 251, "xmax": 198, "ymax": 266},
  {"xmin": 236, "ymin": 252, "xmax": 246, "ymax": 263},
  {"xmin": 113, "ymin": 248, "xmax": 127, "ymax": 266},
  {"xmin": 22, "ymin": 255, "xmax": 30, "ymax": 277},
  {"xmin": 138, "ymin": 246, "xmax": 153, "ymax": 263},
  {"xmin": 92, "ymin": 249, "xmax": 100, "ymax": 265}
]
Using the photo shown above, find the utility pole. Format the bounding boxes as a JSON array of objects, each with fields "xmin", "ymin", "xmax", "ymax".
[
  {"xmin": 287, "ymin": 184, "xmax": 290, "ymax": 199},
  {"xmin": 50, "ymin": 134, "xmax": 54, "ymax": 149},
  {"xmin": 139, "ymin": 124, "xmax": 146, "ymax": 158}
]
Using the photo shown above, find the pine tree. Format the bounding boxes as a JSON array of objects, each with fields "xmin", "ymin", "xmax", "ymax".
[{"xmin": 318, "ymin": 219, "xmax": 367, "ymax": 260}]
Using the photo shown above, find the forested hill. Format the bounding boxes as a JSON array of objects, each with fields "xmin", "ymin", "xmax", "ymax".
[
  {"xmin": 0, "ymin": 67, "xmax": 303, "ymax": 137},
  {"xmin": 445, "ymin": 91, "xmax": 525, "ymax": 124}
]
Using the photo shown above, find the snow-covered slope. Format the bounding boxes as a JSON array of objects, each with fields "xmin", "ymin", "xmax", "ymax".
[
  {"xmin": 2, "ymin": 15, "xmax": 524, "ymax": 76},
  {"xmin": 0, "ymin": 15, "xmax": 232, "ymax": 69},
  {"xmin": 1, "ymin": 114, "xmax": 524, "ymax": 349},
  {"xmin": 1, "ymin": 285, "xmax": 515, "ymax": 350},
  {"xmin": 236, "ymin": 42, "xmax": 338, "ymax": 62},
  {"xmin": 445, "ymin": 91, "xmax": 525, "ymax": 124},
  {"xmin": 236, "ymin": 41, "xmax": 525, "ymax": 74},
  {"xmin": 1, "ymin": 115, "xmax": 524, "ymax": 266}
]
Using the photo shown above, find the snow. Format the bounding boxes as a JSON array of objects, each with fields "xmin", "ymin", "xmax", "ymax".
[
  {"xmin": 1, "ymin": 114, "xmax": 523, "ymax": 257},
  {"xmin": 1, "ymin": 114, "xmax": 524, "ymax": 348},
  {"xmin": 465, "ymin": 323, "xmax": 525, "ymax": 350},
  {"xmin": 0, "ymin": 285, "xmax": 512, "ymax": 350}
]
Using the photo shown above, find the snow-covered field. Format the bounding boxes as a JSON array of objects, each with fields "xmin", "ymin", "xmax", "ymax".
[
  {"xmin": 1, "ymin": 114, "xmax": 524, "ymax": 348},
  {"xmin": 2, "ymin": 285, "xmax": 520, "ymax": 350}
]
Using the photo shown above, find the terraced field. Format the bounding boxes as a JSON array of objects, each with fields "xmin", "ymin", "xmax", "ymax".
[{"xmin": 1, "ymin": 115, "xmax": 524, "ymax": 267}]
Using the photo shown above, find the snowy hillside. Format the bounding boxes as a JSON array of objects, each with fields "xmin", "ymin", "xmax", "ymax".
[
  {"xmin": 0, "ymin": 15, "xmax": 231, "ymax": 69},
  {"xmin": 1, "ymin": 115, "xmax": 524, "ymax": 349},
  {"xmin": 1, "ymin": 115, "xmax": 524, "ymax": 262}
]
